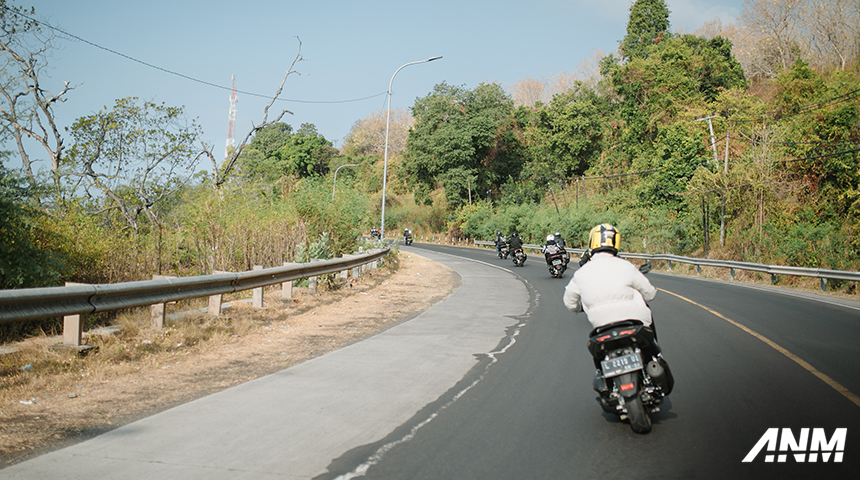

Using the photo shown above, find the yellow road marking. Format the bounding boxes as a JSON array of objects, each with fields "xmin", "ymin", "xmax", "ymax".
[{"xmin": 658, "ymin": 287, "xmax": 860, "ymax": 408}]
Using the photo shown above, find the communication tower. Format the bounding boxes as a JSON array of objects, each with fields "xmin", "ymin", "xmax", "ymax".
[{"xmin": 225, "ymin": 75, "xmax": 238, "ymax": 159}]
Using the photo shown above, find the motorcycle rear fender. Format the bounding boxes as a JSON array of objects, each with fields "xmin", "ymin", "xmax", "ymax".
[{"xmin": 613, "ymin": 372, "xmax": 640, "ymax": 399}]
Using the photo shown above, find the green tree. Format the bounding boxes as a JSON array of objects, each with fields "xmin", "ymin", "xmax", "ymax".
[
  {"xmin": 608, "ymin": 34, "xmax": 747, "ymax": 164},
  {"xmin": 65, "ymin": 98, "xmax": 201, "ymax": 233},
  {"xmin": 621, "ymin": 0, "xmax": 671, "ymax": 60},
  {"xmin": 275, "ymin": 128, "xmax": 338, "ymax": 178},
  {"xmin": 238, "ymin": 122, "xmax": 338, "ymax": 180},
  {"xmin": 524, "ymin": 83, "xmax": 605, "ymax": 179},
  {"xmin": 404, "ymin": 82, "xmax": 522, "ymax": 207},
  {"xmin": 0, "ymin": 164, "xmax": 67, "ymax": 288}
]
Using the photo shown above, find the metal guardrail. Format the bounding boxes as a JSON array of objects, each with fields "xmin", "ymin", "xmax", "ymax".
[
  {"xmin": 474, "ymin": 241, "xmax": 860, "ymax": 291},
  {"xmin": 0, "ymin": 248, "xmax": 390, "ymax": 325}
]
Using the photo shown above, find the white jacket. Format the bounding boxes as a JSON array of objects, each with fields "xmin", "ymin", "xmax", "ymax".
[{"xmin": 563, "ymin": 252, "xmax": 656, "ymax": 328}]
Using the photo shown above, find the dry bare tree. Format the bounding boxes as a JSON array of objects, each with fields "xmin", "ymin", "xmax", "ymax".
[
  {"xmin": 201, "ymin": 38, "xmax": 304, "ymax": 187},
  {"xmin": 802, "ymin": 0, "xmax": 860, "ymax": 70},
  {"xmin": 342, "ymin": 107, "xmax": 412, "ymax": 157},
  {"xmin": 509, "ymin": 50, "xmax": 604, "ymax": 108},
  {"xmin": 0, "ymin": 4, "xmax": 75, "ymax": 190}
]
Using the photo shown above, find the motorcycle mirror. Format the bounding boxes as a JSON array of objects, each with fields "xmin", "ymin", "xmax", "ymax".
[{"xmin": 639, "ymin": 261, "xmax": 653, "ymax": 274}]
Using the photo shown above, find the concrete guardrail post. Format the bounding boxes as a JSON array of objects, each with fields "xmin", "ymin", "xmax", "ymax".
[
  {"xmin": 821, "ymin": 278, "xmax": 827, "ymax": 292},
  {"xmin": 63, "ymin": 282, "xmax": 85, "ymax": 346},
  {"xmin": 308, "ymin": 259, "xmax": 321, "ymax": 293},
  {"xmin": 282, "ymin": 263, "xmax": 294, "ymax": 300},
  {"xmin": 151, "ymin": 275, "xmax": 176, "ymax": 329},
  {"xmin": 252, "ymin": 266, "xmax": 264, "ymax": 307},
  {"xmin": 730, "ymin": 268, "xmax": 735, "ymax": 281},
  {"xmin": 209, "ymin": 270, "xmax": 229, "ymax": 315}
]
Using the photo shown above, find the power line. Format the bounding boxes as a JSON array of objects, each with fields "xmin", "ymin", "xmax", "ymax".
[{"xmin": 1, "ymin": 6, "xmax": 387, "ymax": 105}]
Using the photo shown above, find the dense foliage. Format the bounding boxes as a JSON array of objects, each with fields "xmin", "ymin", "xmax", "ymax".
[{"xmin": 399, "ymin": 0, "xmax": 860, "ymax": 275}]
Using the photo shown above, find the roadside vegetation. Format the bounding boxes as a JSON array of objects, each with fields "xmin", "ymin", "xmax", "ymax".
[{"xmin": 2, "ymin": 0, "xmax": 860, "ymax": 344}]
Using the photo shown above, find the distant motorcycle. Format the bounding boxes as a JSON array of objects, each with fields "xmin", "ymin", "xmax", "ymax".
[
  {"xmin": 404, "ymin": 231, "xmax": 413, "ymax": 245},
  {"xmin": 498, "ymin": 243, "xmax": 510, "ymax": 259},
  {"xmin": 511, "ymin": 248, "xmax": 527, "ymax": 267},
  {"xmin": 543, "ymin": 244, "xmax": 569, "ymax": 278},
  {"xmin": 370, "ymin": 228, "xmax": 381, "ymax": 240}
]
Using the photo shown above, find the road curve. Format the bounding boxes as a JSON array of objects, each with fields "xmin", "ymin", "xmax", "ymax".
[
  {"xmin": 0, "ymin": 249, "xmax": 528, "ymax": 480},
  {"xmin": 342, "ymin": 243, "xmax": 860, "ymax": 480}
]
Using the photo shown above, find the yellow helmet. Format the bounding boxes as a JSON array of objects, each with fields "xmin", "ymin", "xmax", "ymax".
[{"xmin": 588, "ymin": 223, "xmax": 620, "ymax": 254}]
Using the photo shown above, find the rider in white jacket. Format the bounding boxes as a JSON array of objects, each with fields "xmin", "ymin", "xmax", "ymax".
[{"xmin": 562, "ymin": 224, "xmax": 656, "ymax": 329}]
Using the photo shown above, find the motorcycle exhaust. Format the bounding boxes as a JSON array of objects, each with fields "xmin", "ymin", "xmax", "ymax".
[{"xmin": 647, "ymin": 359, "xmax": 669, "ymax": 391}]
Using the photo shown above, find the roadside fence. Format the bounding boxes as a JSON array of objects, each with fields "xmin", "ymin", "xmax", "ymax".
[{"xmin": 0, "ymin": 248, "xmax": 390, "ymax": 349}]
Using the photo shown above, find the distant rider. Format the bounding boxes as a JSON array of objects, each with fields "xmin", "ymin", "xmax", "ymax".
[
  {"xmin": 507, "ymin": 231, "xmax": 524, "ymax": 252},
  {"xmin": 541, "ymin": 234, "xmax": 563, "ymax": 267},
  {"xmin": 553, "ymin": 231, "xmax": 566, "ymax": 249},
  {"xmin": 494, "ymin": 230, "xmax": 506, "ymax": 255}
]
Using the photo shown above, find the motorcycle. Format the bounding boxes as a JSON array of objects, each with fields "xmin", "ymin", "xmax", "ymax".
[
  {"xmin": 511, "ymin": 248, "xmax": 527, "ymax": 267},
  {"xmin": 370, "ymin": 229, "xmax": 382, "ymax": 240},
  {"xmin": 585, "ymin": 261, "xmax": 672, "ymax": 434},
  {"xmin": 498, "ymin": 242, "xmax": 510, "ymax": 259},
  {"xmin": 404, "ymin": 232, "xmax": 413, "ymax": 245},
  {"xmin": 544, "ymin": 244, "xmax": 569, "ymax": 278}
]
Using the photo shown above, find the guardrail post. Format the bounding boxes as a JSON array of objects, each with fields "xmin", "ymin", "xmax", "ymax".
[
  {"xmin": 282, "ymin": 262, "xmax": 294, "ymax": 300},
  {"xmin": 252, "ymin": 266, "xmax": 264, "ymax": 307},
  {"xmin": 209, "ymin": 270, "xmax": 228, "ymax": 315},
  {"xmin": 771, "ymin": 274, "xmax": 776, "ymax": 285},
  {"xmin": 151, "ymin": 303, "xmax": 166, "ymax": 330},
  {"xmin": 151, "ymin": 275, "xmax": 176, "ymax": 329},
  {"xmin": 63, "ymin": 282, "xmax": 85, "ymax": 346},
  {"xmin": 668, "ymin": 260, "xmax": 673, "ymax": 271},
  {"xmin": 696, "ymin": 265, "xmax": 701, "ymax": 275},
  {"xmin": 820, "ymin": 278, "xmax": 827, "ymax": 292},
  {"xmin": 730, "ymin": 268, "xmax": 735, "ymax": 281},
  {"xmin": 308, "ymin": 259, "xmax": 321, "ymax": 293}
]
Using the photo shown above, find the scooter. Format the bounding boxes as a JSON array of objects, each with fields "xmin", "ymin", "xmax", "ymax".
[
  {"xmin": 498, "ymin": 242, "xmax": 510, "ymax": 259},
  {"xmin": 585, "ymin": 261, "xmax": 673, "ymax": 434},
  {"xmin": 511, "ymin": 248, "xmax": 527, "ymax": 267},
  {"xmin": 544, "ymin": 245, "xmax": 569, "ymax": 278}
]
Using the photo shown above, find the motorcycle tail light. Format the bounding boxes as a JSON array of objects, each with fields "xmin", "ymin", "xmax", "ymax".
[
  {"xmin": 620, "ymin": 383, "xmax": 635, "ymax": 391},
  {"xmin": 618, "ymin": 328, "xmax": 637, "ymax": 336},
  {"xmin": 596, "ymin": 334, "xmax": 611, "ymax": 343}
]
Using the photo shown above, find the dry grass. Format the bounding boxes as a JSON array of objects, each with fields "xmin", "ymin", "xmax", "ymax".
[{"xmin": 0, "ymin": 252, "xmax": 460, "ymax": 468}]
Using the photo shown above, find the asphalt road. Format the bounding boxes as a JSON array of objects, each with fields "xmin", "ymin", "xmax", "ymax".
[
  {"xmin": 2, "ymin": 242, "xmax": 859, "ymax": 480},
  {"xmin": 321, "ymin": 243, "xmax": 860, "ymax": 480}
]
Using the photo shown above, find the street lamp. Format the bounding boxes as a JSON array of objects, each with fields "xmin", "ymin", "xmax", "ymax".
[
  {"xmin": 332, "ymin": 163, "xmax": 358, "ymax": 200},
  {"xmin": 380, "ymin": 56, "xmax": 442, "ymax": 239}
]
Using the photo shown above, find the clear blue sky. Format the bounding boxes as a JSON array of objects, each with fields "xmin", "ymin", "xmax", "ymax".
[{"xmin": 17, "ymin": 0, "xmax": 744, "ymax": 170}]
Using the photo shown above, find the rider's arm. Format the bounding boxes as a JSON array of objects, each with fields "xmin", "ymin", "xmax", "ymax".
[
  {"xmin": 562, "ymin": 278, "xmax": 583, "ymax": 313},
  {"xmin": 630, "ymin": 266, "xmax": 657, "ymax": 302}
]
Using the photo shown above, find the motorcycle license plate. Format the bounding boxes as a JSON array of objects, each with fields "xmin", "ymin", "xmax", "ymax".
[
  {"xmin": 600, "ymin": 352, "xmax": 643, "ymax": 378},
  {"xmin": 552, "ymin": 259, "xmax": 562, "ymax": 265}
]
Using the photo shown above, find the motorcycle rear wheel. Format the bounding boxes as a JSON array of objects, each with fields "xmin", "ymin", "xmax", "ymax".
[{"xmin": 626, "ymin": 396, "xmax": 652, "ymax": 434}]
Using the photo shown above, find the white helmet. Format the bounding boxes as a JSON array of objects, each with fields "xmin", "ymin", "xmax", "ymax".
[{"xmin": 545, "ymin": 234, "xmax": 555, "ymax": 245}]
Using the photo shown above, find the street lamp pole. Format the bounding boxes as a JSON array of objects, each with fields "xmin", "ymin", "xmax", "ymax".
[
  {"xmin": 332, "ymin": 163, "xmax": 358, "ymax": 200},
  {"xmin": 380, "ymin": 56, "xmax": 442, "ymax": 239}
]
